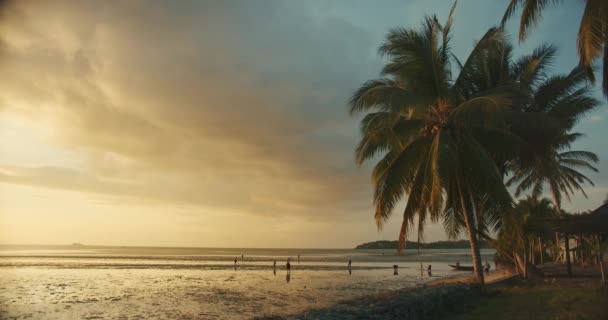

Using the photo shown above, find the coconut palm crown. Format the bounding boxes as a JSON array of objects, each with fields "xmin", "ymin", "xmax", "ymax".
[
  {"xmin": 505, "ymin": 45, "xmax": 600, "ymax": 209},
  {"xmin": 350, "ymin": 5, "xmax": 518, "ymax": 284}
]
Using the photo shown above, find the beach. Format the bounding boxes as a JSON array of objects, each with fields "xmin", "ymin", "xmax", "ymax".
[{"xmin": 0, "ymin": 245, "xmax": 495, "ymax": 319}]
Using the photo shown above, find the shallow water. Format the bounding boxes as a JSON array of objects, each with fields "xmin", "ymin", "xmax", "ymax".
[{"xmin": 0, "ymin": 245, "xmax": 494, "ymax": 319}]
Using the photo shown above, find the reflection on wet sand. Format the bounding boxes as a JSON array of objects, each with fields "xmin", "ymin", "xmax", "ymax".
[{"xmin": 0, "ymin": 246, "xmax": 490, "ymax": 319}]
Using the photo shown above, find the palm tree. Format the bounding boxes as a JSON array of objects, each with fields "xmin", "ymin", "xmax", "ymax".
[
  {"xmin": 505, "ymin": 46, "xmax": 600, "ymax": 209},
  {"xmin": 350, "ymin": 6, "xmax": 516, "ymax": 284},
  {"xmin": 351, "ymin": 3, "xmax": 599, "ymax": 285},
  {"xmin": 507, "ymin": 149, "xmax": 598, "ymax": 209},
  {"xmin": 501, "ymin": 0, "xmax": 608, "ymax": 97},
  {"xmin": 496, "ymin": 196, "xmax": 556, "ymax": 278}
]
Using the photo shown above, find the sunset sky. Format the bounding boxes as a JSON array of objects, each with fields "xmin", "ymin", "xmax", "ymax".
[{"xmin": 0, "ymin": 0, "xmax": 606, "ymax": 248}]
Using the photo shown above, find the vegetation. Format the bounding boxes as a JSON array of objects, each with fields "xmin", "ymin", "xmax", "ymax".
[
  {"xmin": 432, "ymin": 282, "xmax": 608, "ymax": 320},
  {"xmin": 504, "ymin": 53, "xmax": 599, "ymax": 209},
  {"xmin": 502, "ymin": 0, "xmax": 608, "ymax": 98},
  {"xmin": 355, "ymin": 240, "xmax": 489, "ymax": 250},
  {"xmin": 350, "ymin": 4, "xmax": 514, "ymax": 284},
  {"xmin": 349, "ymin": 2, "xmax": 599, "ymax": 285},
  {"xmin": 494, "ymin": 197, "xmax": 557, "ymax": 278}
]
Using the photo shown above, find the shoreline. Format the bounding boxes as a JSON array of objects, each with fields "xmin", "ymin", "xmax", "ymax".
[
  {"xmin": 255, "ymin": 270, "xmax": 518, "ymax": 320},
  {"xmin": 423, "ymin": 269, "xmax": 517, "ymax": 286}
]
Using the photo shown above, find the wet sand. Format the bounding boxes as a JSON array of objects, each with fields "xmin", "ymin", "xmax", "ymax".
[
  {"xmin": 0, "ymin": 246, "xmax": 495, "ymax": 319},
  {"xmin": 425, "ymin": 269, "xmax": 517, "ymax": 286}
]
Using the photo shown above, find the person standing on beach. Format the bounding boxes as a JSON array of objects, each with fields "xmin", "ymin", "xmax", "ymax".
[
  {"xmin": 348, "ymin": 259, "xmax": 352, "ymax": 275},
  {"xmin": 483, "ymin": 260, "xmax": 491, "ymax": 272},
  {"xmin": 273, "ymin": 260, "xmax": 277, "ymax": 275},
  {"xmin": 286, "ymin": 259, "xmax": 292, "ymax": 283},
  {"xmin": 298, "ymin": 254, "xmax": 300, "ymax": 264},
  {"xmin": 234, "ymin": 257, "xmax": 237, "ymax": 270}
]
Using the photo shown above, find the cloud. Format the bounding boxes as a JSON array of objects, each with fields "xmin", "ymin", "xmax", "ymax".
[
  {"xmin": 0, "ymin": 0, "xmax": 378, "ymax": 220},
  {"xmin": 0, "ymin": 0, "xmax": 605, "ymax": 246}
]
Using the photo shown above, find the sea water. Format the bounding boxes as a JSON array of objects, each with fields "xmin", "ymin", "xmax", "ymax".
[{"xmin": 0, "ymin": 245, "xmax": 494, "ymax": 319}]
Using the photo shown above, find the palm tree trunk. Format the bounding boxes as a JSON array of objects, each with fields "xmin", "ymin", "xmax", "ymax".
[
  {"xmin": 514, "ymin": 251, "xmax": 525, "ymax": 278},
  {"xmin": 513, "ymin": 251, "xmax": 521, "ymax": 277},
  {"xmin": 539, "ymin": 237, "xmax": 544, "ymax": 266},
  {"xmin": 555, "ymin": 232, "xmax": 561, "ymax": 262},
  {"xmin": 468, "ymin": 192, "xmax": 479, "ymax": 240},
  {"xmin": 523, "ymin": 239, "xmax": 529, "ymax": 279},
  {"xmin": 578, "ymin": 233, "xmax": 586, "ymax": 268},
  {"xmin": 457, "ymin": 181, "xmax": 484, "ymax": 285},
  {"xmin": 530, "ymin": 240, "xmax": 536, "ymax": 265},
  {"xmin": 597, "ymin": 234, "xmax": 606, "ymax": 286},
  {"xmin": 565, "ymin": 232, "xmax": 572, "ymax": 277}
]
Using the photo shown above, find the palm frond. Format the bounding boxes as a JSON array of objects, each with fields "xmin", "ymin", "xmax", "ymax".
[
  {"xmin": 511, "ymin": 43, "xmax": 557, "ymax": 90},
  {"xmin": 577, "ymin": 0, "xmax": 605, "ymax": 75},
  {"xmin": 349, "ymin": 79, "xmax": 419, "ymax": 114},
  {"xmin": 373, "ymin": 136, "xmax": 431, "ymax": 228},
  {"xmin": 558, "ymin": 150, "xmax": 599, "ymax": 163},
  {"xmin": 501, "ymin": 0, "xmax": 521, "ymax": 28},
  {"xmin": 453, "ymin": 28, "xmax": 507, "ymax": 97}
]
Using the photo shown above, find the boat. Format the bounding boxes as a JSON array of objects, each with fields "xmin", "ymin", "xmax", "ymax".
[{"xmin": 448, "ymin": 264, "xmax": 474, "ymax": 271}]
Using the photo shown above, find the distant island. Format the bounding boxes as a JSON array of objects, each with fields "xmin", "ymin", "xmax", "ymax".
[{"xmin": 355, "ymin": 240, "xmax": 489, "ymax": 250}]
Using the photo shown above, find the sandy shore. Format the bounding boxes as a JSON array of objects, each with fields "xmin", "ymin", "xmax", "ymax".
[
  {"xmin": 255, "ymin": 270, "xmax": 518, "ymax": 319},
  {"xmin": 424, "ymin": 270, "xmax": 518, "ymax": 286}
]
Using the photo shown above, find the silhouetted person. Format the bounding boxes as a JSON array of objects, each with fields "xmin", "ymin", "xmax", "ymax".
[
  {"xmin": 234, "ymin": 257, "xmax": 237, "ymax": 270},
  {"xmin": 348, "ymin": 259, "xmax": 352, "ymax": 275},
  {"xmin": 393, "ymin": 265, "xmax": 399, "ymax": 275},
  {"xmin": 286, "ymin": 260, "xmax": 291, "ymax": 271},
  {"xmin": 273, "ymin": 260, "xmax": 277, "ymax": 275}
]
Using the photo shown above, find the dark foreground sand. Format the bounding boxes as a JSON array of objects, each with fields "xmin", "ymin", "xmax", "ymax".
[{"xmin": 253, "ymin": 271, "xmax": 517, "ymax": 320}]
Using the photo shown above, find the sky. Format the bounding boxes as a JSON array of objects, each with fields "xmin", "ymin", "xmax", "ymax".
[{"xmin": 0, "ymin": 0, "xmax": 606, "ymax": 248}]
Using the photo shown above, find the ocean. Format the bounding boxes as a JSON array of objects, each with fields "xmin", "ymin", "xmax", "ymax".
[{"xmin": 0, "ymin": 245, "xmax": 495, "ymax": 319}]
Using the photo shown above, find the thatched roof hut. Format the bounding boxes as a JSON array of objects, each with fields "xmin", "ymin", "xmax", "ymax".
[
  {"xmin": 550, "ymin": 203, "xmax": 608, "ymax": 235},
  {"xmin": 547, "ymin": 202, "xmax": 607, "ymax": 284}
]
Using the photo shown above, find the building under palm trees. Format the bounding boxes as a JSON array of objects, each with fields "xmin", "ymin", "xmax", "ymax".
[{"xmin": 548, "ymin": 202, "xmax": 608, "ymax": 284}]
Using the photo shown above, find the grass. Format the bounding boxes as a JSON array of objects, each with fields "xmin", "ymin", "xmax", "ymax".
[{"xmin": 432, "ymin": 279, "xmax": 608, "ymax": 320}]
